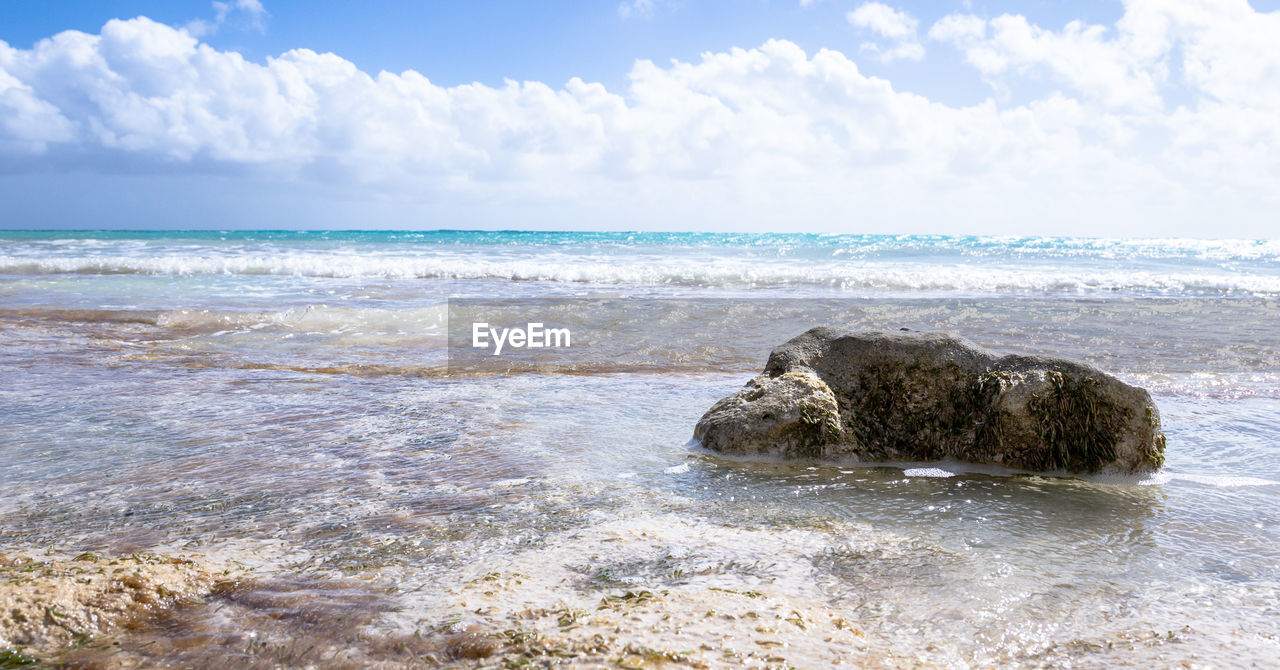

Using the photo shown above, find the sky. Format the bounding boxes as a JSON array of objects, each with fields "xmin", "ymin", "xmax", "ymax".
[{"xmin": 1, "ymin": 0, "xmax": 1278, "ymax": 236}]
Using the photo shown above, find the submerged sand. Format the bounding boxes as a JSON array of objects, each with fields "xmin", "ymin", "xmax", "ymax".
[
  {"xmin": 1, "ymin": 527, "xmax": 877, "ymax": 668},
  {"xmin": 5, "ymin": 509, "xmax": 1214, "ymax": 669},
  {"xmin": 0, "ymin": 552, "xmax": 216, "ymax": 661}
]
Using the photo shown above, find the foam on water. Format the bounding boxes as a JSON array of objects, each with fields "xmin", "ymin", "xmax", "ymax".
[
  {"xmin": 4, "ymin": 253, "xmax": 1280, "ymax": 296},
  {"xmin": 3, "ymin": 231, "xmax": 1280, "ymax": 296},
  {"xmin": 902, "ymin": 467, "xmax": 958, "ymax": 478},
  {"xmin": 1169, "ymin": 473, "xmax": 1280, "ymax": 488},
  {"xmin": 3, "ymin": 230, "xmax": 1280, "ymax": 666},
  {"xmin": 155, "ymin": 304, "xmax": 449, "ymax": 334}
]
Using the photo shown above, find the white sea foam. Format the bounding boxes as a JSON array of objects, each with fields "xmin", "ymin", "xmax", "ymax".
[
  {"xmin": 3, "ymin": 252, "xmax": 1279, "ymax": 295},
  {"xmin": 902, "ymin": 467, "xmax": 957, "ymax": 478},
  {"xmin": 1169, "ymin": 473, "xmax": 1280, "ymax": 488},
  {"xmin": 155, "ymin": 304, "xmax": 449, "ymax": 333}
]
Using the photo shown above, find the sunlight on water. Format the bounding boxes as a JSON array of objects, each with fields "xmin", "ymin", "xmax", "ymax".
[{"xmin": 2, "ymin": 231, "xmax": 1279, "ymax": 666}]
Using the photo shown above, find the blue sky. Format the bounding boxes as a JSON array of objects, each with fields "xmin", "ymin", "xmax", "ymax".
[
  {"xmin": 3, "ymin": 1, "xmax": 1154, "ymax": 114},
  {"xmin": 2, "ymin": 1, "xmax": 1279, "ymax": 236}
]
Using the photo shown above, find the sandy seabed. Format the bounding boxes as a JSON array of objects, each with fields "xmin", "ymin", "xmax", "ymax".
[{"xmin": 2, "ymin": 512, "xmax": 1209, "ymax": 669}]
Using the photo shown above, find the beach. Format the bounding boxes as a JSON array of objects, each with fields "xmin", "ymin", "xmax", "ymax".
[{"xmin": 2, "ymin": 231, "xmax": 1279, "ymax": 667}]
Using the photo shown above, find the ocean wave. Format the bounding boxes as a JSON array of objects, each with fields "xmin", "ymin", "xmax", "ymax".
[
  {"xmin": 7, "ymin": 232, "xmax": 1280, "ymax": 261},
  {"xmin": 3, "ymin": 253, "xmax": 1279, "ymax": 295},
  {"xmin": 155, "ymin": 304, "xmax": 449, "ymax": 333}
]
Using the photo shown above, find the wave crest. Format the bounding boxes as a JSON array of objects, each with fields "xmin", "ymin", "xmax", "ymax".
[{"xmin": 3, "ymin": 253, "xmax": 1279, "ymax": 296}]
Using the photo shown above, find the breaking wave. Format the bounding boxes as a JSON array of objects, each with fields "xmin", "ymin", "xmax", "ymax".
[{"xmin": 2, "ymin": 253, "xmax": 1279, "ymax": 296}]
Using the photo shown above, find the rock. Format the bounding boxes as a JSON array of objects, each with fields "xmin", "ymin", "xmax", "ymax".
[{"xmin": 694, "ymin": 328, "xmax": 1166, "ymax": 474}]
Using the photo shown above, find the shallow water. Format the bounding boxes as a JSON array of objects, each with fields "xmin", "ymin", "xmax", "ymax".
[{"xmin": 2, "ymin": 231, "xmax": 1279, "ymax": 666}]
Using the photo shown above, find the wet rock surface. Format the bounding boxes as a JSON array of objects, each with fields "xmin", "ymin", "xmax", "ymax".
[{"xmin": 695, "ymin": 328, "xmax": 1166, "ymax": 474}]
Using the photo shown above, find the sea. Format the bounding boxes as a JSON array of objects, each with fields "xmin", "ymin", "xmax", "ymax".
[{"xmin": 1, "ymin": 230, "xmax": 1277, "ymax": 667}]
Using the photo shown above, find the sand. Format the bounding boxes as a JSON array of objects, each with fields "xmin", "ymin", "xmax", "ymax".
[{"xmin": 0, "ymin": 552, "xmax": 216, "ymax": 661}]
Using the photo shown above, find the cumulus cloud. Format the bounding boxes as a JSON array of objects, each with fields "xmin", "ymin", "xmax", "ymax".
[
  {"xmin": 0, "ymin": 2, "xmax": 1278, "ymax": 234},
  {"xmin": 929, "ymin": 12, "xmax": 1163, "ymax": 109},
  {"xmin": 0, "ymin": 68, "xmax": 75, "ymax": 154},
  {"xmin": 847, "ymin": 2, "xmax": 925, "ymax": 62},
  {"xmin": 928, "ymin": 0, "xmax": 1280, "ymax": 113}
]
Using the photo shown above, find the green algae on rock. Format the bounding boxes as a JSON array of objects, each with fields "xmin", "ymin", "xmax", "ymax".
[{"xmin": 694, "ymin": 328, "xmax": 1166, "ymax": 474}]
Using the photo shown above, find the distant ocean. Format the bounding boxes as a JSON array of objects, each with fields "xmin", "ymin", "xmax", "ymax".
[
  {"xmin": 2, "ymin": 230, "xmax": 1278, "ymax": 666},
  {"xmin": 3, "ymin": 230, "xmax": 1280, "ymax": 294}
]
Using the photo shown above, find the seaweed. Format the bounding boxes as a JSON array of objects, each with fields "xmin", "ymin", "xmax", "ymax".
[
  {"xmin": 949, "ymin": 369, "xmax": 1011, "ymax": 457},
  {"xmin": 844, "ymin": 360, "xmax": 961, "ymax": 460},
  {"xmin": 0, "ymin": 648, "xmax": 38, "ymax": 668},
  {"xmin": 1026, "ymin": 369, "xmax": 1132, "ymax": 473},
  {"xmin": 1145, "ymin": 404, "xmax": 1168, "ymax": 469},
  {"xmin": 795, "ymin": 401, "xmax": 840, "ymax": 458}
]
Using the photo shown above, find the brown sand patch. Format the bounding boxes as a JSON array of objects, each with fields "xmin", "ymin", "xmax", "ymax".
[{"xmin": 0, "ymin": 552, "xmax": 215, "ymax": 661}]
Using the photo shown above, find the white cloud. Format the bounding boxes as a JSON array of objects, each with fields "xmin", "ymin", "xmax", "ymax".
[
  {"xmin": 928, "ymin": 12, "xmax": 1163, "ymax": 110},
  {"xmin": 928, "ymin": 0, "xmax": 1280, "ymax": 113},
  {"xmin": 1125, "ymin": 0, "xmax": 1280, "ymax": 111},
  {"xmin": 187, "ymin": 0, "xmax": 269, "ymax": 37},
  {"xmin": 0, "ymin": 4, "xmax": 1278, "ymax": 235},
  {"xmin": 618, "ymin": 0, "xmax": 656, "ymax": 20},
  {"xmin": 848, "ymin": 2, "xmax": 916, "ymax": 40},
  {"xmin": 847, "ymin": 2, "xmax": 925, "ymax": 62},
  {"xmin": 0, "ymin": 64, "xmax": 75, "ymax": 153}
]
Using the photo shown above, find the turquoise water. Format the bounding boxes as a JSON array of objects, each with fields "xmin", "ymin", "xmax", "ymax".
[
  {"xmin": 2, "ymin": 230, "xmax": 1278, "ymax": 666},
  {"xmin": 3, "ymin": 230, "xmax": 1280, "ymax": 296}
]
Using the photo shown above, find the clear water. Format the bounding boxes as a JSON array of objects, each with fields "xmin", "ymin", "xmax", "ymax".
[{"xmin": 2, "ymin": 231, "xmax": 1278, "ymax": 666}]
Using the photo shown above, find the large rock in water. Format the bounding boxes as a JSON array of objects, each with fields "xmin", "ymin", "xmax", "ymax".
[{"xmin": 694, "ymin": 329, "xmax": 1166, "ymax": 474}]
